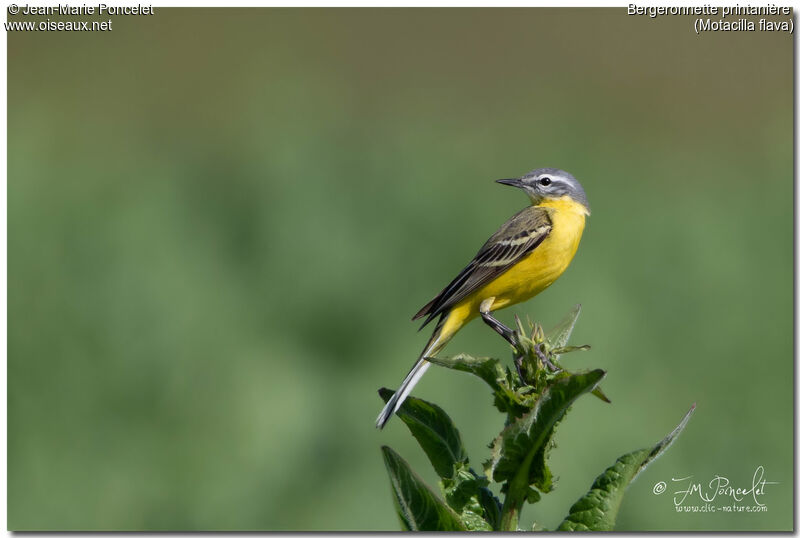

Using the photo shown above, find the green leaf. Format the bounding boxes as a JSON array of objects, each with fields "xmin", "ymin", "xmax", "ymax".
[
  {"xmin": 546, "ymin": 304, "xmax": 582, "ymax": 351},
  {"xmin": 476, "ymin": 486, "xmax": 502, "ymax": 530},
  {"xmin": 458, "ymin": 503, "xmax": 493, "ymax": 531},
  {"xmin": 485, "ymin": 369, "xmax": 605, "ymax": 484},
  {"xmin": 440, "ymin": 463, "xmax": 497, "ymax": 530},
  {"xmin": 425, "ymin": 354, "xmax": 525, "ymax": 415},
  {"xmin": 528, "ymin": 440, "xmax": 554, "ymax": 493},
  {"xmin": 426, "ymin": 353, "xmax": 508, "ymax": 393},
  {"xmin": 551, "ymin": 344, "xmax": 591, "ymax": 355},
  {"xmin": 525, "ymin": 487, "xmax": 542, "ymax": 504},
  {"xmin": 378, "ymin": 388, "xmax": 467, "ymax": 479},
  {"xmin": 451, "ymin": 480, "xmax": 494, "ymax": 531},
  {"xmin": 591, "ymin": 386, "xmax": 612, "ymax": 404},
  {"xmin": 380, "ymin": 446, "xmax": 467, "ymax": 531},
  {"xmin": 440, "ymin": 462, "xmax": 481, "ymax": 511},
  {"xmin": 378, "ymin": 391, "xmax": 497, "ymax": 530},
  {"xmin": 557, "ymin": 404, "xmax": 696, "ymax": 531}
]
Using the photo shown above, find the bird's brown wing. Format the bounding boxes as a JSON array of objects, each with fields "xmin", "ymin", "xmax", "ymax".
[{"xmin": 413, "ymin": 206, "xmax": 552, "ymax": 330}]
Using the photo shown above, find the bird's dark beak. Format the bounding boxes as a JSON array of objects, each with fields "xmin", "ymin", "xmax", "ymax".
[{"xmin": 496, "ymin": 178, "xmax": 524, "ymax": 188}]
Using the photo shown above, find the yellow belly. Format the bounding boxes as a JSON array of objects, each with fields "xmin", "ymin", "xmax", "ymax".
[{"xmin": 443, "ymin": 197, "xmax": 587, "ymax": 332}]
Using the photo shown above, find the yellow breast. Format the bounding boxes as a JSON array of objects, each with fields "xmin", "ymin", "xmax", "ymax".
[{"xmin": 467, "ymin": 196, "xmax": 587, "ymax": 313}]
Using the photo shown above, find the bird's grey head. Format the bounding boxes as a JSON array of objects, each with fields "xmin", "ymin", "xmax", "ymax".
[{"xmin": 496, "ymin": 168, "xmax": 590, "ymax": 213}]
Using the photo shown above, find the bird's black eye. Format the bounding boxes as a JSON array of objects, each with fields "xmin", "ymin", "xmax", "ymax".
[{"xmin": 539, "ymin": 177, "xmax": 552, "ymax": 186}]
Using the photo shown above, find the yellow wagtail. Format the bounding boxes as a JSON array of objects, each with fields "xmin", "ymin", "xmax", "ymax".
[{"xmin": 376, "ymin": 168, "xmax": 590, "ymax": 429}]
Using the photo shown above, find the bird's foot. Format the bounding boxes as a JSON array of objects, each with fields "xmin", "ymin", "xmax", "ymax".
[{"xmin": 535, "ymin": 343, "xmax": 561, "ymax": 373}]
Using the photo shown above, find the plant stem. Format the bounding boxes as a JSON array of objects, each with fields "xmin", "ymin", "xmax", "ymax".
[{"xmin": 499, "ymin": 447, "xmax": 537, "ymax": 531}]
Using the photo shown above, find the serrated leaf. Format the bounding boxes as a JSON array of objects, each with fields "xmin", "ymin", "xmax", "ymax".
[
  {"xmin": 380, "ymin": 446, "xmax": 467, "ymax": 531},
  {"xmin": 546, "ymin": 304, "xmax": 582, "ymax": 351},
  {"xmin": 426, "ymin": 353, "xmax": 508, "ymax": 393},
  {"xmin": 528, "ymin": 440, "xmax": 554, "ymax": 493},
  {"xmin": 485, "ymin": 369, "xmax": 605, "ymax": 484},
  {"xmin": 425, "ymin": 354, "xmax": 526, "ymax": 417},
  {"xmin": 557, "ymin": 404, "xmax": 696, "ymax": 531},
  {"xmin": 378, "ymin": 388, "xmax": 467, "ymax": 479}
]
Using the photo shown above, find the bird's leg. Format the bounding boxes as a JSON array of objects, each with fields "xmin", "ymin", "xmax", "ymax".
[
  {"xmin": 479, "ymin": 298, "xmax": 520, "ymax": 349},
  {"xmin": 534, "ymin": 343, "xmax": 561, "ymax": 373},
  {"xmin": 513, "ymin": 355, "xmax": 526, "ymax": 384}
]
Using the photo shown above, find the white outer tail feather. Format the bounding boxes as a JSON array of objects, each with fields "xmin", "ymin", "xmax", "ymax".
[
  {"xmin": 376, "ymin": 328, "xmax": 446, "ymax": 429},
  {"xmin": 375, "ymin": 359, "xmax": 431, "ymax": 428}
]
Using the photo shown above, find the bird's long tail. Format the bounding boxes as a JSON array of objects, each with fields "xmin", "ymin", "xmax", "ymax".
[{"xmin": 376, "ymin": 318, "xmax": 453, "ymax": 429}]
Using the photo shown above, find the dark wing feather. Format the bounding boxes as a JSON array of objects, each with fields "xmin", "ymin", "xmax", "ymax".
[{"xmin": 413, "ymin": 206, "xmax": 552, "ymax": 329}]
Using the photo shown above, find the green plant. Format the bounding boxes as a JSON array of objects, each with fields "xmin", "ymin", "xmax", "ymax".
[{"xmin": 379, "ymin": 305, "xmax": 694, "ymax": 531}]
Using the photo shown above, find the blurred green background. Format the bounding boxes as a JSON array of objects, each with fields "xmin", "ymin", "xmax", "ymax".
[{"xmin": 8, "ymin": 8, "xmax": 792, "ymax": 531}]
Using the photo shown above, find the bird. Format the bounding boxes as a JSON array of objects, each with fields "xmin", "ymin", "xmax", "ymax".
[{"xmin": 376, "ymin": 167, "xmax": 590, "ymax": 429}]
